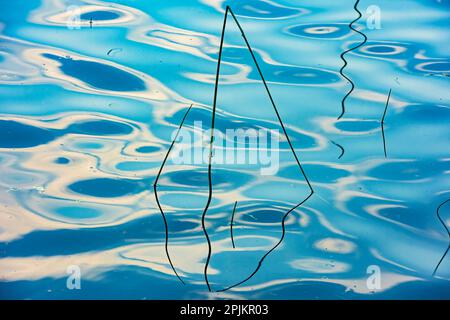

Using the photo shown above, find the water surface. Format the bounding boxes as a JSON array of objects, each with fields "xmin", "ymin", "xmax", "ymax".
[{"xmin": 0, "ymin": 0, "xmax": 449, "ymax": 299}]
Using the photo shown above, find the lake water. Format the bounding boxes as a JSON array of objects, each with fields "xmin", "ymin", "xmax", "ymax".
[{"xmin": 0, "ymin": 0, "xmax": 449, "ymax": 299}]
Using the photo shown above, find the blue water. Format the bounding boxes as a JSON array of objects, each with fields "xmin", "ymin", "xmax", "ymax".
[{"xmin": 0, "ymin": 0, "xmax": 449, "ymax": 299}]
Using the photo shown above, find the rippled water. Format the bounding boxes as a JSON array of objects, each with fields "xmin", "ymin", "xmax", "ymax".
[{"xmin": 0, "ymin": 0, "xmax": 449, "ymax": 299}]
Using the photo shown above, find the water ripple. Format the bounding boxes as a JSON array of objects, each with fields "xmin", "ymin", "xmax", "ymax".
[{"xmin": 1, "ymin": 0, "xmax": 449, "ymax": 299}]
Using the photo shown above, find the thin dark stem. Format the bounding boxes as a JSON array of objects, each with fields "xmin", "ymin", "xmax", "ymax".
[
  {"xmin": 153, "ymin": 104, "xmax": 193, "ymax": 285},
  {"xmin": 331, "ymin": 140, "xmax": 345, "ymax": 159},
  {"xmin": 381, "ymin": 89, "xmax": 391, "ymax": 158},
  {"xmin": 230, "ymin": 201, "xmax": 237, "ymax": 249},
  {"xmin": 432, "ymin": 199, "xmax": 450, "ymax": 277},
  {"xmin": 213, "ymin": 7, "xmax": 314, "ymax": 292},
  {"xmin": 201, "ymin": 6, "xmax": 230, "ymax": 292},
  {"xmin": 217, "ymin": 193, "xmax": 314, "ymax": 293},
  {"xmin": 227, "ymin": 8, "xmax": 313, "ymax": 194},
  {"xmin": 337, "ymin": 0, "xmax": 368, "ymax": 120}
]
